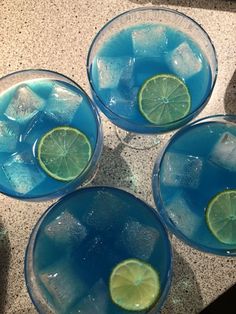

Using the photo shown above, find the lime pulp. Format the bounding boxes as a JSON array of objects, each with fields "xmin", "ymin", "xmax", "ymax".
[
  {"xmin": 37, "ymin": 126, "xmax": 92, "ymax": 182},
  {"xmin": 109, "ymin": 258, "xmax": 160, "ymax": 311},
  {"xmin": 206, "ymin": 190, "xmax": 236, "ymax": 245},
  {"xmin": 138, "ymin": 74, "xmax": 191, "ymax": 125}
]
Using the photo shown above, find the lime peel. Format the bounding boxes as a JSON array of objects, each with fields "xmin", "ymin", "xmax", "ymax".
[
  {"xmin": 109, "ymin": 258, "xmax": 160, "ymax": 311},
  {"xmin": 37, "ymin": 126, "xmax": 92, "ymax": 182},
  {"xmin": 138, "ymin": 73, "xmax": 191, "ymax": 125},
  {"xmin": 206, "ymin": 189, "xmax": 236, "ymax": 245}
]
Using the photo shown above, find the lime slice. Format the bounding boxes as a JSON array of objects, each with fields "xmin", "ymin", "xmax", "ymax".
[
  {"xmin": 109, "ymin": 258, "xmax": 160, "ymax": 311},
  {"xmin": 38, "ymin": 126, "xmax": 92, "ymax": 182},
  {"xmin": 138, "ymin": 74, "xmax": 191, "ymax": 125},
  {"xmin": 206, "ymin": 190, "xmax": 236, "ymax": 245}
]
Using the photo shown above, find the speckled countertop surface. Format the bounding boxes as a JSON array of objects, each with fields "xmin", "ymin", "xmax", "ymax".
[{"xmin": 0, "ymin": 0, "xmax": 236, "ymax": 313}]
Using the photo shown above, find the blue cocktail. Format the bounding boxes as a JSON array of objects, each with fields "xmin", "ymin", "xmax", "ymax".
[
  {"xmin": 25, "ymin": 187, "xmax": 172, "ymax": 313},
  {"xmin": 153, "ymin": 115, "xmax": 236, "ymax": 256},
  {"xmin": 87, "ymin": 8, "xmax": 217, "ymax": 147},
  {"xmin": 0, "ymin": 70, "xmax": 103, "ymax": 200}
]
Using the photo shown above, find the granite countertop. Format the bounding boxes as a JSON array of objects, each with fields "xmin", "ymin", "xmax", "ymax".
[{"xmin": 0, "ymin": 0, "xmax": 236, "ymax": 313}]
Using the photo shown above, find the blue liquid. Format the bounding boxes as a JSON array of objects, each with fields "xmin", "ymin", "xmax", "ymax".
[
  {"xmin": 31, "ymin": 187, "xmax": 172, "ymax": 313},
  {"xmin": 0, "ymin": 80, "xmax": 99, "ymax": 199},
  {"xmin": 90, "ymin": 24, "xmax": 212, "ymax": 132},
  {"xmin": 157, "ymin": 120, "xmax": 236, "ymax": 253}
]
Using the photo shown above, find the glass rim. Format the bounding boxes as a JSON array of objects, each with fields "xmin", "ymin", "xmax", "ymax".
[
  {"xmin": 0, "ymin": 68, "xmax": 103, "ymax": 201},
  {"xmin": 86, "ymin": 6, "xmax": 218, "ymax": 131},
  {"xmin": 152, "ymin": 114, "xmax": 236, "ymax": 257},
  {"xmin": 24, "ymin": 185, "xmax": 173, "ymax": 313}
]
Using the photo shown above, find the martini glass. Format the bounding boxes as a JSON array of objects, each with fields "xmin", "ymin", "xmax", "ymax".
[
  {"xmin": 87, "ymin": 7, "xmax": 217, "ymax": 149},
  {"xmin": 25, "ymin": 186, "xmax": 173, "ymax": 313},
  {"xmin": 0, "ymin": 69, "xmax": 103, "ymax": 201},
  {"xmin": 153, "ymin": 115, "xmax": 236, "ymax": 256}
]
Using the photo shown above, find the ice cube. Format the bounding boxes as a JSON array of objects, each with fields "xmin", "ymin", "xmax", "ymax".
[
  {"xmin": 72, "ymin": 279, "xmax": 108, "ymax": 314},
  {"xmin": 82, "ymin": 191, "xmax": 123, "ymax": 231},
  {"xmin": 168, "ymin": 42, "xmax": 202, "ymax": 79},
  {"xmin": 21, "ymin": 112, "xmax": 56, "ymax": 146},
  {"xmin": 5, "ymin": 85, "xmax": 45, "ymax": 124},
  {"xmin": 44, "ymin": 83, "xmax": 83, "ymax": 123},
  {"xmin": 78, "ymin": 235, "xmax": 110, "ymax": 279},
  {"xmin": 96, "ymin": 56, "xmax": 134, "ymax": 89},
  {"xmin": 0, "ymin": 120, "xmax": 19, "ymax": 153},
  {"xmin": 166, "ymin": 193, "xmax": 201, "ymax": 238},
  {"xmin": 161, "ymin": 152, "xmax": 203, "ymax": 189},
  {"xmin": 39, "ymin": 259, "xmax": 88, "ymax": 312},
  {"xmin": 210, "ymin": 132, "xmax": 236, "ymax": 171},
  {"xmin": 108, "ymin": 87, "xmax": 139, "ymax": 118},
  {"xmin": 132, "ymin": 25, "xmax": 167, "ymax": 57},
  {"xmin": 116, "ymin": 220, "xmax": 159, "ymax": 260},
  {"xmin": 2, "ymin": 152, "xmax": 45, "ymax": 194},
  {"xmin": 45, "ymin": 211, "xmax": 87, "ymax": 245}
]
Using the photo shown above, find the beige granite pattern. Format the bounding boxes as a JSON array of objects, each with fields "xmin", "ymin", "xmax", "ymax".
[{"xmin": 0, "ymin": 0, "xmax": 236, "ymax": 313}]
